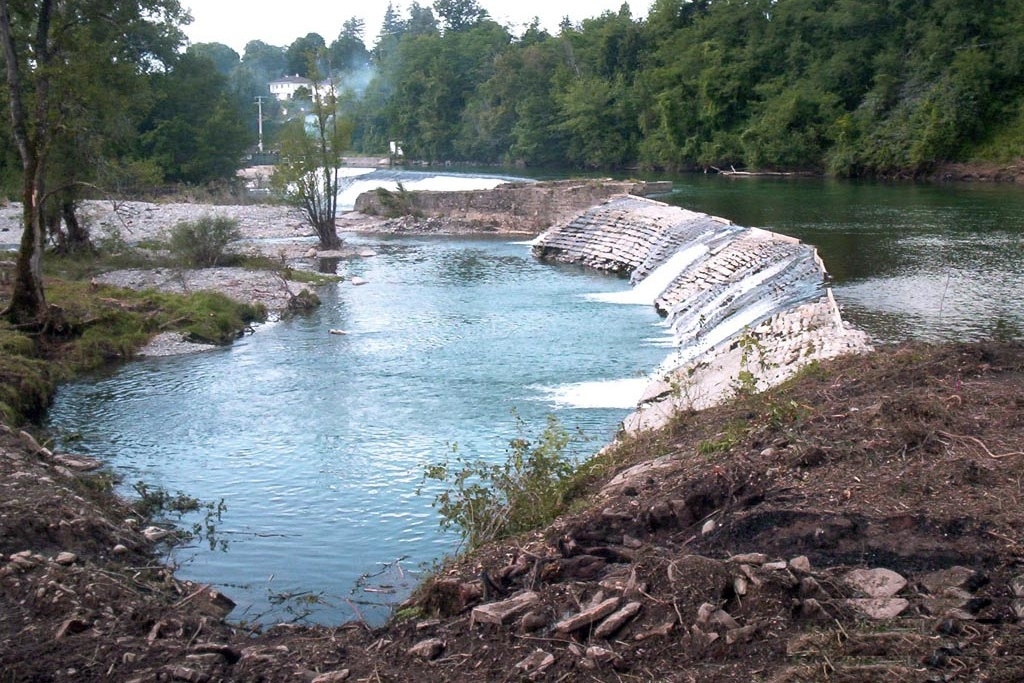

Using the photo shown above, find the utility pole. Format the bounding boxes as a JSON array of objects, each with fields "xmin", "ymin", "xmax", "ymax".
[{"xmin": 255, "ymin": 96, "xmax": 265, "ymax": 153}]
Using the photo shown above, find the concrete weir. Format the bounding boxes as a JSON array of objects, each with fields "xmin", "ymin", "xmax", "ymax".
[{"xmin": 532, "ymin": 195, "xmax": 872, "ymax": 433}]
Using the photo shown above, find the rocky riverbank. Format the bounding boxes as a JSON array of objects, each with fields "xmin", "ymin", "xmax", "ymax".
[
  {"xmin": 3, "ymin": 186, "xmax": 1023, "ymax": 681},
  {"xmin": 3, "ymin": 341, "xmax": 1023, "ymax": 681}
]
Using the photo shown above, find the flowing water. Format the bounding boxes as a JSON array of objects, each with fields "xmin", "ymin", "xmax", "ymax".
[{"xmin": 46, "ymin": 171, "xmax": 1024, "ymax": 625}]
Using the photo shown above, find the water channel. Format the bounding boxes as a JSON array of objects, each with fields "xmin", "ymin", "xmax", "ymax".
[{"xmin": 47, "ymin": 172, "xmax": 1024, "ymax": 625}]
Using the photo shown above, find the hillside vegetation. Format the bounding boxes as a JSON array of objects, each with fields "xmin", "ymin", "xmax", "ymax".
[{"xmin": 341, "ymin": 0, "xmax": 1024, "ymax": 176}]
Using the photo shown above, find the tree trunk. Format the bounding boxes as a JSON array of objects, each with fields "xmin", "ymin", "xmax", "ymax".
[
  {"xmin": 314, "ymin": 218, "xmax": 342, "ymax": 250},
  {"xmin": 0, "ymin": 0, "xmax": 51, "ymax": 327},
  {"xmin": 7, "ymin": 172, "xmax": 47, "ymax": 326},
  {"xmin": 50, "ymin": 197, "xmax": 92, "ymax": 254}
]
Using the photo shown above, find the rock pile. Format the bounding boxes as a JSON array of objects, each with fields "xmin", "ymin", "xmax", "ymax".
[
  {"xmin": 353, "ymin": 179, "xmax": 672, "ymax": 233},
  {"xmin": 404, "ymin": 516, "xmax": 1024, "ymax": 683}
]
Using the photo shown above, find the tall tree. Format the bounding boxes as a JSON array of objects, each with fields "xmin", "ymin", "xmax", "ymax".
[
  {"xmin": 243, "ymin": 39, "xmax": 287, "ymax": 81},
  {"xmin": 374, "ymin": 1, "xmax": 405, "ymax": 61},
  {"xmin": 0, "ymin": 0, "xmax": 187, "ymax": 326},
  {"xmin": 272, "ymin": 61, "xmax": 352, "ymax": 249},
  {"xmin": 433, "ymin": 0, "xmax": 488, "ymax": 33},
  {"xmin": 406, "ymin": 3, "xmax": 439, "ymax": 37},
  {"xmin": 286, "ymin": 33, "xmax": 326, "ymax": 76},
  {"xmin": 330, "ymin": 17, "xmax": 370, "ymax": 71},
  {"xmin": 190, "ymin": 42, "xmax": 241, "ymax": 76}
]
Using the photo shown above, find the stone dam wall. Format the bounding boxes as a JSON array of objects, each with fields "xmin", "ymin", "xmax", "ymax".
[
  {"xmin": 533, "ymin": 195, "xmax": 872, "ymax": 433},
  {"xmin": 353, "ymin": 179, "xmax": 672, "ymax": 232}
]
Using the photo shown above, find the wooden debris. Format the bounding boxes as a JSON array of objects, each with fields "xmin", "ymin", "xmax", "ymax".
[
  {"xmin": 729, "ymin": 552, "xmax": 768, "ymax": 565},
  {"xmin": 515, "ymin": 649, "xmax": 555, "ymax": 678},
  {"xmin": 311, "ymin": 671, "xmax": 351, "ymax": 683}
]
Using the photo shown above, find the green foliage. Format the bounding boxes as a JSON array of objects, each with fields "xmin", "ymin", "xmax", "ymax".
[
  {"xmin": 0, "ymin": 278, "xmax": 264, "ymax": 425},
  {"xmin": 421, "ymin": 414, "xmax": 579, "ymax": 550},
  {"xmin": 373, "ymin": 182, "xmax": 419, "ymax": 217},
  {"xmin": 345, "ymin": 0, "xmax": 1024, "ymax": 175},
  {"xmin": 168, "ymin": 215, "xmax": 242, "ymax": 267},
  {"xmin": 137, "ymin": 51, "xmax": 253, "ymax": 185},
  {"xmin": 0, "ymin": 327, "xmax": 54, "ymax": 425},
  {"xmin": 271, "ymin": 66, "xmax": 353, "ymax": 249}
]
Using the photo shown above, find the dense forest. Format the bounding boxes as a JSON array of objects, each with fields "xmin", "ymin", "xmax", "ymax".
[
  {"xmin": 3, "ymin": 0, "xmax": 1024, "ymax": 195},
  {"xmin": 300, "ymin": 0, "xmax": 1024, "ymax": 176}
]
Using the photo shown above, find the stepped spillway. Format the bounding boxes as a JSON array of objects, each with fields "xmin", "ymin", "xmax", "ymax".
[{"xmin": 533, "ymin": 195, "xmax": 872, "ymax": 432}]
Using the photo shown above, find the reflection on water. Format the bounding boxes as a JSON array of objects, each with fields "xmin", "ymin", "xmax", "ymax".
[{"xmin": 659, "ymin": 177, "xmax": 1024, "ymax": 342}]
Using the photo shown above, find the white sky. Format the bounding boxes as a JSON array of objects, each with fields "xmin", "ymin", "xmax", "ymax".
[{"xmin": 181, "ymin": 0, "xmax": 655, "ymax": 54}]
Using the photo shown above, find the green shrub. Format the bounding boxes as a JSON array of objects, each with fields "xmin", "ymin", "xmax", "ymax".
[
  {"xmin": 374, "ymin": 182, "xmax": 420, "ymax": 218},
  {"xmin": 168, "ymin": 215, "xmax": 241, "ymax": 267},
  {"xmin": 421, "ymin": 414, "xmax": 579, "ymax": 551}
]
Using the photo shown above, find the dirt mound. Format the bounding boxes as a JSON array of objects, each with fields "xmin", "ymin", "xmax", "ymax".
[{"xmin": 2, "ymin": 342, "xmax": 1023, "ymax": 681}]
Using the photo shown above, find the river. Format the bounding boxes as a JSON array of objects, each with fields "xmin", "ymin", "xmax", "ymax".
[{"xmin": 46, "ymin": 171, "xmax": 1024, "ymax": 625}]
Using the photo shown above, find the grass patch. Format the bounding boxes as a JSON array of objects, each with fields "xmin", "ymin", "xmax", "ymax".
[
  {"xmin": 0, "ymin": 279, "xmax": 265, "ymax": 426},
  {"xmin": 284, "ymin": 268, "xmax": 343, "ymax": 285}
]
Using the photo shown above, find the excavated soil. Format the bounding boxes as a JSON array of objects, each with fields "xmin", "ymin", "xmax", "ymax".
[{"xmin": 2, "ymin": 341, "xmax": 1023, "ymax": 682}]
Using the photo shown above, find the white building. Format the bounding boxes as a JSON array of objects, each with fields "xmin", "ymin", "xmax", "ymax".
[{"xmin": 269, "ymin": 75, "xmax": 313, "ymax": 101}]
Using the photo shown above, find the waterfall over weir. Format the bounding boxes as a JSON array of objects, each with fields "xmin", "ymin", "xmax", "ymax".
[{"xmin": 533, "ymin": 195, "xmax": 872, "ymax": 432}]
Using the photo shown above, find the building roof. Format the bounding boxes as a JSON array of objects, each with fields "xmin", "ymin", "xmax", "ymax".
[{"xmin": 270, "ymin": 75, "xmax": 313, "ymax": 85}]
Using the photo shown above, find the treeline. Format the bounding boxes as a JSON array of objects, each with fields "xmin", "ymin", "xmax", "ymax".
[
  {"xmin": 352, "ymin": 0, "xmax": 1024, "ymax": 174},
  {"xmin": 293, "ymin": 0, "xmax": 1023, "ymax": 175},
  {"xmin": 0, "ymin": 11, "xmax": 251, "ymax": 198},
  {"xmin": 5, "ymin": 0, "xmax": 1022, "ymax": 196},
  {"xmin": 214, "ymin": 0, "xmax": 1024, "ymax": 176}
]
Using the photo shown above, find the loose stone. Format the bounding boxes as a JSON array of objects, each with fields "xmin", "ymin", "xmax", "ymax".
[
  {"xmin": 844, "ymin": 568, "xmax": 907, "ymax": 598},
  {"xmin": 54, "ymin": 552, "xmax": 77, "ymax": 566},
  {"xmin": 407, "ymin": 637, "xmax": 444, "ymax": 660},
  {"xmin": 846, "ymin": 597, "xmax": 909, "ymax": 620},
  {"xmin": 788, "ymin": 556, "xmax": 811, "ymax": 572}
]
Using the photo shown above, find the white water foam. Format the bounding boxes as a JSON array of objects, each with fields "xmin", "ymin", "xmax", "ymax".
[
  {"xmin": 671, "ymin": 257, "xmax": 794, "ymax": 341},
  {"xmin": 586, "ymin": 243, "xmax": 710, "ymax": 305},
  {"xmin": 539, "ymin": 377, "xmax": 651, "ymax": 410},
  {"xmin": 338, "ymin": 176, "xmax": 510, "ymax": 211},
  {"xmin": 508, "ymin": 235, "xmax": 544, "ymax": 246}
]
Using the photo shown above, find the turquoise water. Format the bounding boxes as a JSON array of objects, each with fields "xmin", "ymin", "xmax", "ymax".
[
  {"xmin": 46, "ymin": 173, "xmax": 1024, "ymax": 625},
  {"xmin": 48, "ymin": 233, "xmax": 670, "ymax": 624}
]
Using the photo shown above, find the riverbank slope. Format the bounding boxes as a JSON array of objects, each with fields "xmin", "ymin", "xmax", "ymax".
[{"xmin": 2, "ymin": 340, "xmax": 1022, "ymax": 681}]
